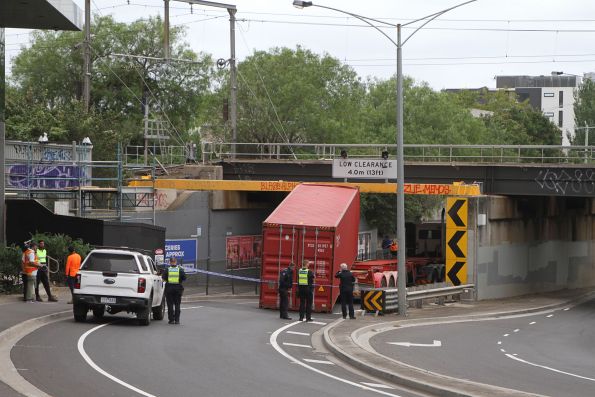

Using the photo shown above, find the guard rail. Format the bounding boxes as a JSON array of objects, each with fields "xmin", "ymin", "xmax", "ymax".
[{"xmin": 361, "ymin": 283, "xmax": 475, "ymax": 314}]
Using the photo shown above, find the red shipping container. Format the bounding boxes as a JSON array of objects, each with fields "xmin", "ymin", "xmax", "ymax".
[{"xmin": 259, "ymin": 184, "xmax": 360, "ymax": 313}]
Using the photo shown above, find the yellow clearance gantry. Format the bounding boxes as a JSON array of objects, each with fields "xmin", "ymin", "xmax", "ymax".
[{"xmin": 129, "ymin": 179, "xmax": 481, "ymax": 196}]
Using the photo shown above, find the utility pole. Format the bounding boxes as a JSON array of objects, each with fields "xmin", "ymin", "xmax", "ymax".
[
  {"xmin": 228, "ymin": 8, "xmax": 237, "ymax": 158},
  {"xmin": 0, "ymin": 28, "xmax": 6, "ymax": 244},
  {"xmin": 164, "ymin": 0, "xmax": 170, "ymax": 60},
  {"xmin": 578, "ymin": 123, "xmax": 595, "ymax": 163},
  {"xmin": 83, "ymin": 0, "xmax": 91, "ymax": 111}
]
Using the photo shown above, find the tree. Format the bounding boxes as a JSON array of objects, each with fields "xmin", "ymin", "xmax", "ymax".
[
  {"xmin": 572, "ymin": 77, "xmax": 595, "ymax": 145},
  {"xmin": 7, "ymin": 15, "xmax": 215, "ymax": 159},
  {"xmin": 202, "ymin": 46, "xmax": 366, "ymax": 147}
]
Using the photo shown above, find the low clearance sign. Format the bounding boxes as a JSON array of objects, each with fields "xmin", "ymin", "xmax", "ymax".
[{"xmin": 332, "ymin": 159, "xmax": 397, "ymax": 179}]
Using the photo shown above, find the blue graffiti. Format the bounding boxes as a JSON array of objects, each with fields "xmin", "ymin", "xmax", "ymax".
[
  {"xmin": 7, "ymin": 165, "xmax": 86, "ymax": 189},
  {"xmin": 42, "ymin": 148, "xmax": 72, "ymax": 161}
]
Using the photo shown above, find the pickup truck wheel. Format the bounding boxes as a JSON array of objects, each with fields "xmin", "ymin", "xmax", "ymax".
[
  {"xmin": 137, "ymin": 305, "xmax": 151, "ymax": 326},
  {"xmin": 73, "ymin": 303, "xmax": 87, "ymax": 323},
  {"xmin": 152, "ymin": 296, "xmax": 165, "ymax": 321},
  {"xmin": 93, "ymin": 307, "xmax": 105, "ymax": 320}
]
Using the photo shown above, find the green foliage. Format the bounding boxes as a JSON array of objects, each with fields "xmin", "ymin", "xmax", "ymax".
[
  {"xmin": 7, "ymin": 15, "xmax": 215, "ymax": 160},
  {"xmin": 361, "ymin": 194, "xmax": 444, "ymax": 235},
  {"xmin": 572, "ymin": 78, "xmax": 595, "ymax": 145},
  {"xmin": 203, "ymin": 46, "xmax": 366, "ymax": 147},
  {"xmin": 30, "ymin": 233, "xmax": 91, "ymax": 285},
  {"xmin": 0, "ymin": 245, "xmax": 23, "ymax": 294}
]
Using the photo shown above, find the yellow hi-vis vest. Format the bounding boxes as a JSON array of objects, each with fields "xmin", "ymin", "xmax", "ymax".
[
  {"xmin": 36, "ymin": 248, "xmax": 47, "ymax": 265},
  {"xmin": 298, "ymin": 268, "xmax": 309, "ymax": 286},
  {"xmin": 168, "ymin": 266, "xmax": 180, "ymax": 284}
]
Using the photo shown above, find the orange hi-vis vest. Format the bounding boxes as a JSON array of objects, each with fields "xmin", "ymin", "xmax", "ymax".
[{"xmin": 22, "ymin": 249, "xmax": 38, "ymax": 275}]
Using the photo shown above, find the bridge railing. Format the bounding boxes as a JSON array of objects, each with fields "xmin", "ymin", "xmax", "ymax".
[{"xmin": 201, "ymin": 142, "xmax": 595, "ymax": 164}]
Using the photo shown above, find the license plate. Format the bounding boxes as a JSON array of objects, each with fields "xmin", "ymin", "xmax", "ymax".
[{"xmin": 100, "ymin": 297, "xmax": 116, "ymax": 304}]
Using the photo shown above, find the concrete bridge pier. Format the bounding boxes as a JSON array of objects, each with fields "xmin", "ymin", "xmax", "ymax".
[{"xmin": 469, "ymin": 195, "xmax": 595, "ymax": 300}]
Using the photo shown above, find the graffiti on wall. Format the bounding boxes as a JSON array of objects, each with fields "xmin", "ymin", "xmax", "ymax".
[
  {"xmin": 7, "ymin": 165, "xmax": 84, "ymax": 189},
  {"xmin": 534, "ymin": 168, "xmax": 595, "ymax": 195},
  {"xmin": 12, "ymin": 145, "xmax": 73, "ymax": 162}
]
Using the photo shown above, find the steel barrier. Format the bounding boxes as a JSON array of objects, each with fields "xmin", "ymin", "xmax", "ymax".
[{"xmin": 361, "ymin": 284, "xmax": 475, "ymax": 314}]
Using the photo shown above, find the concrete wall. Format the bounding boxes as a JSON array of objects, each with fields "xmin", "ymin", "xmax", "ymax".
[{"xmin": 474, "ymin": 196, "xmax": 595, "ymax": 299}]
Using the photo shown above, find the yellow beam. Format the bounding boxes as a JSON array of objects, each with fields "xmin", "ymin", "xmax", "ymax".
[{"xmin": 129, "ymin": 179, "xmax": 481, "ymax": 196}]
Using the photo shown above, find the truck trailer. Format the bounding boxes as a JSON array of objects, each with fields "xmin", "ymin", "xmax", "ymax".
[{"xmin": 259, "ymin": 184, "xmax": 360, "ymax": 313}]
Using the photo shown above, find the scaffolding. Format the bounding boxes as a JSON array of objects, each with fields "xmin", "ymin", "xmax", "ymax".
[{"xmin": 4, "ymin": 140, "xmax": 157, "ymax": 224}]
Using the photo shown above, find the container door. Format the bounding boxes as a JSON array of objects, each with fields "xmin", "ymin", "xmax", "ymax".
[
  {"xmin": 260, "ymin": 225, "xmax": 301, "ymax": 310},
  {"xmin": 292, "ymin": 227, "xmax": 336, "ymax": 313}
]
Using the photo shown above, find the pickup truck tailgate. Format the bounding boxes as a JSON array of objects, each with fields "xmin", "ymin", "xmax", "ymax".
[{"xmin": 79, "ymin": 272, "xmax": 141, "ymax": 297}]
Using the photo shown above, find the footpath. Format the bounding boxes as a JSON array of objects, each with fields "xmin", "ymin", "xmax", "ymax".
[{"xmin": 0, "ymin": 286, "xmax": 593, "ymax": 397}]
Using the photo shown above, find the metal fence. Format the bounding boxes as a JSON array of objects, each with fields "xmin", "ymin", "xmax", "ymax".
[{"xmin": 198, "ymin": 142, "xmax": 595, "ymax": 165}]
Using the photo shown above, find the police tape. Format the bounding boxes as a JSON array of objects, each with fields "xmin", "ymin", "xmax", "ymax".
[
  {"xmin": 187, "ymin": 268, "xmax": 262, "ymax": 283},
  {"xmin": 186, "ymin": 267, "xmax": 337, "ymax": 288}
]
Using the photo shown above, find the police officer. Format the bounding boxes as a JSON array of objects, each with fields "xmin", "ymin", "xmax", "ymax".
[
  {"xmin": 278, "ymin": 262, "xmax": 295, "ymax": 320},
  {"xmin": 335, "ymin": 263, "xmax": 356, "ymax": 319},
  {"xmin": 298, "ymin": 259, "xmax": 314, "ymax": 322},
  {"xmin": 162, "ymin": 257, "xmax": 186, "ymax": 324},
  {"xmin": 35, "ymin": 240, "xmax": 58, "ymax": 302}
]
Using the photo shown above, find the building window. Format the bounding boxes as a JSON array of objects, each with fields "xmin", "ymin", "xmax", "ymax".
[
  {"xmin": 559, "ymin": 91, "xmax": 563, "ymax": 107},
  {"xmin": 559, "ymin": 111, "xmax": 563, "ymax": 127},
  {"xmin": 544, "ymin": 112, "xmax": 554, "ymax": 117},
  {"xmin": 544, "ymin": 92, "xmax": 554, "ymax": 97}
]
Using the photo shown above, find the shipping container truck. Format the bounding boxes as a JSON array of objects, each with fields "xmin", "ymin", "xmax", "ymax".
[{"xmin": 259, "ymin": 184, "xmax": 360, "ymax": 313}]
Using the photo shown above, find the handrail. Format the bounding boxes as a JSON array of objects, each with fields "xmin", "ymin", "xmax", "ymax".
[{"xmin": 156, "ymin": 142, "xmax": 595, "ymax": 165}]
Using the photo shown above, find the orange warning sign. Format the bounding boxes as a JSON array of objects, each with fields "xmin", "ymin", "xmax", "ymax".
[{"xmin": 318, "ymin": 286, "xmax": 324, "ymax": 292}]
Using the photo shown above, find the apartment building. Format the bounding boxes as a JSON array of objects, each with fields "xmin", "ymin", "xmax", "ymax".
[{"xmin": 496, "ymin": 74, "xmax": 580, "ymax": 145}]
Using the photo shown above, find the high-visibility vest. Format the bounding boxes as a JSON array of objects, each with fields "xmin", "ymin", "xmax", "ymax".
[
  {"xmin": 390, "ymin": 241, "xmax": 398, "ymax": 252},
  {"xmin": 168, "ymin": 266, "xmax": 180, "ymax": 284},
  {"xmin": 36, "ymin": 248, "xmax": 47, "ymax": 265},
  {"xmin": 298, "ymin": 268, "xmax": 309, "ymax": 286},
  {"xmin": 22, "ymin": 249, "xmax": 37, "ymax": 275}
]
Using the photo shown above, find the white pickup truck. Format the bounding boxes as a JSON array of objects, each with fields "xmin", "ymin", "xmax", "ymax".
[{"xmin": 72, "ymin": 248, "xmax": 165, "ymax": 325}]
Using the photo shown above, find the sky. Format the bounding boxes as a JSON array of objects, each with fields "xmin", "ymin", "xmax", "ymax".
[{"xmin": 5, "ymin": 0, "xmax": 595, "ymax": 89}]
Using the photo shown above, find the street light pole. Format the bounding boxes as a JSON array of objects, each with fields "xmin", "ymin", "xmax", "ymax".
[
  {"xmin": 293, "ymin": 0, "xmax": 477, "ymax": 316},
  {"xmin": 395, "ymin": 24, "xmax": 406, "ymax": 314}
]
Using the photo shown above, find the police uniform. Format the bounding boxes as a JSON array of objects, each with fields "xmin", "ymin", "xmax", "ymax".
[
  {"xmin": 163, "ymin": 264, "xmax": 186, "ymax": 324},
  {"xmin": 35, "ymin": 245, "xmax": 57, "ymax": 302},
  {"xmin": 278, "ymin": 265, "xmax": 293, "ymax": 320},
  {"xmin": 298, "ymin": 266, "xmax": 314, "ymax": 321}
]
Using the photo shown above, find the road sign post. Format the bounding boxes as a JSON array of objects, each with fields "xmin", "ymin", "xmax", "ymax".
[{"xmin": 446, "ymin": 198, "xmax": 468, "ymax": 285}]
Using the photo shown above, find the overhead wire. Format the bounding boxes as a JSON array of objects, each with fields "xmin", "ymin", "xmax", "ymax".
[
  {"xmin": 236, "ymin": 23, "xmax": 296, "ymax": 153},
  {"xmin": 90, "ymin": 0, "xmax": 187, "ymax": 147}
]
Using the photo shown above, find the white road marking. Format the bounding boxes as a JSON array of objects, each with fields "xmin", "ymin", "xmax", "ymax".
[
  {"xmin": 361, "ymin": 383, "xmax": 394, "ymax": 390},
  {"xmin": 513, "ymin": 329, "xmax": 520, "ymax": 333},
  {"xmin": 287, "ymin": 331, "xmax": 310, "ymax": 336},
  {"xmin": 497, "ymin": 341, "xmax": 502, "ymax": 345},
  {"xmin": 500, "ymin": 349, "xmax": 506, "ymax": 353},
  {"xmin": 303, "ymin": 359, "xmax": 335, "ymax": 365},
  {"xmin": 388, "ymin": 340, "xmax": 442, "ymax": 348},
  {"xmin": 563, "ymin": 307, "xmax": 570, "ymax": 311},
  {"xmin": 78, "ymin": 323, "xmax": 157, "ymax": 397},
  {"xmin": 503, "ymin": 333, "xmax": 509, "ymax": 337},
  {"xmin": 310, "ymin": 321, "xmax": 327, "ymax": 325},
  {"xmin": 271, "ymin": 322, "xmax": 405, "ymax": 397},
  {"xmin": 283, "ymin": 342, "xmax": 312, "ymax": 348},
  {"xmin": 181, "ymin": 306, "xmax": 203, "ymax": 310},
  {"xmin": 78, "ymin": 307, "xmax": 203, "ymax": 397},
  {"xmin": 529, "ymin": 321, "xmax": 536, "ymax": 325},
  {"xmin": 506, "ymin": 354, "xmax": 595, "ymax": 382},
  {"xmin": 546, "ymin": 314, "xmax": 554, "ymax": 318}
]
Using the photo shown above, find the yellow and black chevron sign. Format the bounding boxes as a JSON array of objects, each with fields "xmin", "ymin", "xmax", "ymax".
[
  {"xmin": 446, "ymin": 197, "xmax": 468, "ymax": 286},
  {"xmin": 361, "ymin": 290, "xmax": 384, "ymax": 312}
]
